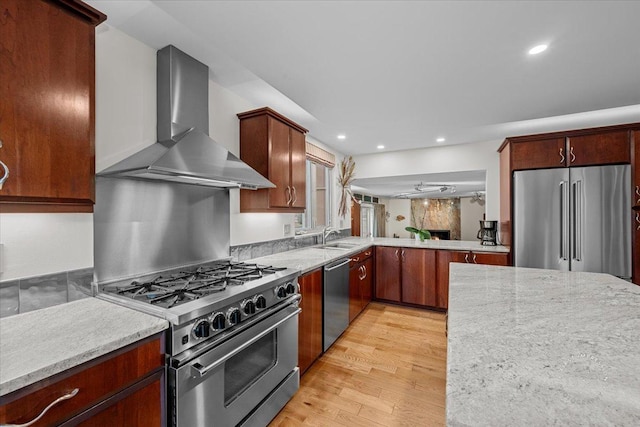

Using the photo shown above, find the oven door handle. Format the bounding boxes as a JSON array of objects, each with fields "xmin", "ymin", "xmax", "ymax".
[{"xmin": 190, "ymin": 306, "xmax": 301, "ymax": 378}]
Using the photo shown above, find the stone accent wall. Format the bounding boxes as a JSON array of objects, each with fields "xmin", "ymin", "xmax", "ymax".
[{"xmin": 410, "ymin": 198, "xmax": 461, "ymax": 240}]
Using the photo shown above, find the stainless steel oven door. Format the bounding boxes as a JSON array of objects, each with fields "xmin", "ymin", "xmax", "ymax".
[{"xmin": 170, "ymin": 304, "xmax": 300, "ymax": 427}]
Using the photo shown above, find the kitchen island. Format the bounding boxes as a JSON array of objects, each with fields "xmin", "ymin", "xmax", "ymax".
[{"xmin": 446, "ymin": 263, "xmax": 640, "ymax": 426}]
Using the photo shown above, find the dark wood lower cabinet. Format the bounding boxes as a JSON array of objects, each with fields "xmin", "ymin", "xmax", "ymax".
[
  {"xmin": 349, "ymin": 250, "xmax": 374, "ymax": 322},
  {"xmin": 298, "ymin": 268, "xmax": 323, "ymax": 375},
  {"xmin": 0, "ymin": 334, "xmax": 164, "ymax": 426},
  {"xmin": 436, "ymin": 251, "xmax": 510, "ymax": 309},
  {"xmin": 374, "ymin": 246, "xmax": 401, "ymax": 302},
  {"xmin": 401, "ymin": 248, "xmax": 437, "ymax": 306}
]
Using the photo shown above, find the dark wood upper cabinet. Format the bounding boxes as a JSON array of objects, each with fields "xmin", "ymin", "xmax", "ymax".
[
  {"xmin": 237, "ymin": 107, "xmax": 308, "ymax": 213},
  {"xmin": 567, "ymin": 131, "xmax": 630, "ymax": 167},
  {"xmin": 510, "ymin": 137, "xmax": 566, "ymax": 170},
  {"xmin": 0, "ymin": 0, "xmax": 106, "ymax": 212}
]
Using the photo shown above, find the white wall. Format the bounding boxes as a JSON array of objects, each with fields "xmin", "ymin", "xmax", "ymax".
[
  {"xmin": 460, "ymin": 197, "xmax": 485, "ymax": 241},
  {"xmin": 352, "ymin": 140, "xmax": 502, "ymax": 220},
  {"xmin": 385, "ymin": 198, "xmax": 411, "ymax": 238}
]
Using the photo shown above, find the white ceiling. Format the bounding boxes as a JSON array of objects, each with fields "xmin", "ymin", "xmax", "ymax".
[{"xmin": 88, "ymin": 0, "xmax": 640, "ymax": 158}]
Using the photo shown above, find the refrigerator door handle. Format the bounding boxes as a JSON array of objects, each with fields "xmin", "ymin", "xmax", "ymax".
[
  {"xmin": 572, "ymin": 180, "xmax": 582, "ymax": 261},
  {"xmin": 560, "ymin": 181, "xmax": 568, "ymax": 261}
]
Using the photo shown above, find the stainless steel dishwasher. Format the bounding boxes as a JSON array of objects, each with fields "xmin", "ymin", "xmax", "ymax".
[{"xmin": 323, "ymin": 257, "xmax": 350, "ymax": 351}]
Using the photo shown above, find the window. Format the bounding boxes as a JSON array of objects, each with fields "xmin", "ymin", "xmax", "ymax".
[{"xmin": 294, "ymin": 160, "xmax": 332, "ymax": 230}]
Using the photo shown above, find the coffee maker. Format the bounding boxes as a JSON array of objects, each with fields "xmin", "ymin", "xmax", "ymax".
[{"xmin": 477, "ymin": 220, "xmax": 498, "ymax": 246}]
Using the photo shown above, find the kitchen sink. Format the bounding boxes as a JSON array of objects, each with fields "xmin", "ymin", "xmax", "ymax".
[{"xmin": 321, "ymin": 242, "xmax": 360, "ymax": 250}]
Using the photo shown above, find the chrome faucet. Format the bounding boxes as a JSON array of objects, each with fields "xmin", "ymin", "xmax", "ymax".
[{"xmin": 322, "ymin": 226, "xmax": 339, "ymax": 245}]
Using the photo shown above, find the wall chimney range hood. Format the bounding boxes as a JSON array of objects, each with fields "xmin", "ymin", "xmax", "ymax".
[{"xmin": 98, "ymin": 45, "xmax": 275, "ymax": 190}]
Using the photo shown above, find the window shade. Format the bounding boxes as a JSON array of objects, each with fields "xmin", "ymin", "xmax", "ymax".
[{"xmin": 306, "ymin": 142, "xmax": 336, "ymax": 168}]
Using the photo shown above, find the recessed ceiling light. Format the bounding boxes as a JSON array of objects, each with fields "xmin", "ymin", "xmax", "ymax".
[
  {"xmin": 337, "ymin": 134, "xmax": 346, "ymax": 140},
  {"xmin": 528, "ymin": 44, "xmax": 548, "ymax": 55},
  {"xmin": 436, "ymin": 137, "xmax": 445, "ymax": 143},
  {"xmin": 377, "ymin": 145, "xmax": 385, "ymax": 149}
]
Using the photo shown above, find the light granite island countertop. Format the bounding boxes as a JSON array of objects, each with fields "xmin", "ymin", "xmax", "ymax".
[
  {"xmin": 249, "ymin": 236, "xmax": 509, "ymax": 274},
  {"xmin": 0, "ymin": 298, "xmax": 168, "ymax": 397},
  {"xmin": 446, "ymin": 263, "xmax": 640, "ymax": 426}
]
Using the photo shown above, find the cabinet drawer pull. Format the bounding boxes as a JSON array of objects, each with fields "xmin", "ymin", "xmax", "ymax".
[
  {"xmin": 365, "ymin": 251, "xmax": 371, "ymax": 256},
  {"xmin": 0, "ymin": 159, "xmax": 8, "ymax": 190},
  {"xmin": 559, "ymin": 147, "xmax": 565, "ymax": 164},
  {"xmin": 569, "ymin": 145, "xmax": 576, "ymax": 163},
  {"xmin": 2, "ymin": 388, "xmax": 79, "ymax": 427},
  {"xmin": 351, "ymin": 257, "xmax": 360, "ymax": 263}
]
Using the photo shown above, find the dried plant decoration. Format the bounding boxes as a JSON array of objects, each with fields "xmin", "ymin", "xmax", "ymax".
[{"xmin": 338, "ymin": 156, "xmax": 357, "ymax": 217}]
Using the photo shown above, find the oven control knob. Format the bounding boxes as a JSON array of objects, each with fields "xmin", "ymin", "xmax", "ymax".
[
  {"xmin": 227, "ymin": 308, "xmax": 242, "ymax": 326},
  {"xmin": 242, "ymin": 299, "xmax": 256, "ymax": 315},
  {"xmin": 211, "ymin": 313, "xmax": 225, "ymax": 331},
  {"xmin": 275, "ymin": 286, "xmax": 287, "ymax": 299},
  {"xmin": 254, "ymin": 295, "xmax": 267, "ymax": 310},
  {"xmin": 285, "ymin": 282, "xmax": 297, "ymax": 295},
  {"xmin": 192, "ymin": 320, "xmax": 210, "ymax": 339}
]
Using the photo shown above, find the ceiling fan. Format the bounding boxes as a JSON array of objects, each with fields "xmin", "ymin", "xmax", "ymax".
[{"xmin": 394, "ymin": 182, "xmax": 457, "ymax": 199}]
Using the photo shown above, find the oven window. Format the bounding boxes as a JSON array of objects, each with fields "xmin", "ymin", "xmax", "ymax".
[{"xmin": 224, "ymin": 331, "xmax": 277, "ymax": 405}]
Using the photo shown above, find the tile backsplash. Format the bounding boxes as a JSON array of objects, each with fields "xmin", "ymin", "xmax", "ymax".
[
  {"xmin": 231, "ymin": 229, "xmax": 351, "ymax": 262},
  {"xmin": 0, "ymin": 268, "xmax": 93, "ymax": 318}
]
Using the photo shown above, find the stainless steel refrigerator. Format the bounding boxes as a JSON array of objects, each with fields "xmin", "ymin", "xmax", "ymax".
[{"xmin": 513, "ymin": 164, "xmax": 631, "ymax": 279}]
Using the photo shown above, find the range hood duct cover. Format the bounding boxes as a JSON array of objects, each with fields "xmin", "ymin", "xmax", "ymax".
[{"xmin": 98, "ymin": 45, "xmax": 274, "ymax": 190}]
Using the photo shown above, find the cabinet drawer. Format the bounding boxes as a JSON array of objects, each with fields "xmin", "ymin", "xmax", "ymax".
[
  {"xmin": 0, "ymin": 336, "xmax": 163, "ymax": 426},
  {"xmin": 349, "ymin": 247, "xmax": 373, "ymax": 267}
]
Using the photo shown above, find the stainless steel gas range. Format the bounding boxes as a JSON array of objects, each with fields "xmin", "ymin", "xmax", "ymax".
[{"xmin": 98, "ymin": 260, "xmax": 301, "ymax": 427}]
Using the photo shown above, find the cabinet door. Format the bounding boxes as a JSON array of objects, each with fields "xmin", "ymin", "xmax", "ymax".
[
  {"xmin": 289, "ymin": 128, "xmax": 306, "ymax": 209},
  {"xmin": 472, "ymin": 252, "xmax": 509, "ymax": 266},
  {"xmin": 436, "ymin": 251, "xmax": 467, "ymax": 309},
  {"xmin": 511, "ymin": 138, "xmax": 566, "ymax": 170},
  {"xmin": 360, "ymin": 257, "xmax": 373, "ymax": 309},
  {"xmin": 348, "ymin": 265, "xmax": 362, "ymax": 322},
  {"xmin": 374, "ymin": 247, "xmax": 401, "ymax": 302},
  {"xmin": 567, "ymin": 131, "xmax": 630, "ymax": 167},
  {"xmin": 268, "ymin": 117, "xmax": 292, "ymax": 208},
  {"xmin": 0, "ymin": 0, "xmax": 97, "ymax": 209},
  {"xmin": 401, "ymin": 248, "xmax": 437, "ymax": 306},
  {"xmin": 298, "ymin": 269, "xmax": 323, "ymax": 375},
  {"xmin": 633, "ymin": 130, "xmax": 640, "ymax": 285}
]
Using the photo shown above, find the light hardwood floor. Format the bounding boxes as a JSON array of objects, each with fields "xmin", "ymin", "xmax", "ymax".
[{"xmin": 270, "ymin": 302, "xmax": 447, "ymax": 426}]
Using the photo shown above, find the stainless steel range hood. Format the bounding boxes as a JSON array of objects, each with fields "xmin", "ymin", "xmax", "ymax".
[{"xmin": 98, "ymin": 45, "xmax": 274, "ymax": 190}]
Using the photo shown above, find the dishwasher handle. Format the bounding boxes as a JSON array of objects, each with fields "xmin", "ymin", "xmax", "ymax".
[{"xmin": 324, "ymin": 258, "xmax": 350, "ymax": 271}]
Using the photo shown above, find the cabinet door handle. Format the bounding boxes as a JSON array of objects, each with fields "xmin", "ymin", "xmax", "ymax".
[
  {"xmin": 2, "ymin": 388, "xmax": 79, "ymax": 427},
  {"xmin": 395, "ymin": 249, "xmax": 399, "ymax": 259},
  {"xmin": 401, "ymin": 249, "xmax": 405, "ymax": 261},
  {"xmin": 464, "ymin": 253, "xmax": 469, "ymax": 263},
  {"xmin": 635, "ymin": 185, "xmax": 640, "ymax": 204},
  {"xmin": 636, "ymin": 212, "xmax": 640, "ymax": 230},
  {"xmin": 285, "ymin": 186, "xmax": 292, "ymax": 205},
  {"xmin": 359, "ymin": 265, "xmax": 365, "ymax": 280},
  {"xmin": 0, "ymin": 159, "xmax": 8, "ymax": 190},
  {"xmin": 472, "ymin": 254, "xmax": 477, "ymax": 264},
  {"xmin": 291, "ymin": 186, "xmax": 297, "ymax": 205},
  {"xmin": 559, "ymin": 147, "xmax": 565, "ymax": 164},
  {"xmin": 570, "ymin": 145, "xmax": 576, "ymax": 163}
]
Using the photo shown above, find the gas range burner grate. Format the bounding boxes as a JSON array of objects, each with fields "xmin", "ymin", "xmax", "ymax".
[{"xmin": 102, "ymin": 261, "xmax": 288, "ymax": 308}]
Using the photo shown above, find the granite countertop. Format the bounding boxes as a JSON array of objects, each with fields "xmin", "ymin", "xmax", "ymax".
[
  {"xmin": 0, "ymin": 298, "xmax": 169, "ymax": 397},
  {"xmin": 446, "ymin": 263, "xmax": 640, "ymax": 426},
  {"xmin": 249, "ymin": 236, "xmax": 509, "ymax": 274}
]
